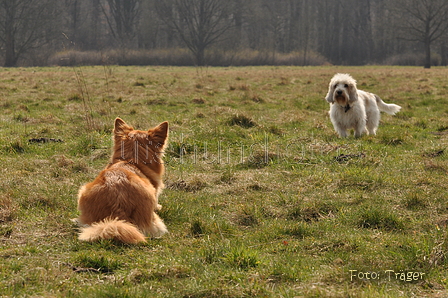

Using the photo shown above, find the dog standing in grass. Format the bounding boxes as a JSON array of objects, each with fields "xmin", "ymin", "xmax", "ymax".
[
  {"xmin": 76, "ymin": 118, "xmax": 169, "ymax": 244},
  {"xmin": 325, "ymin": 73, "xmax": 401, "ymax": 137}
]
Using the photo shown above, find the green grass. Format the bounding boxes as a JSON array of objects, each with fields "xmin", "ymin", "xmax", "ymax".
[{"xmin": 1, "ymin": 66, "xmax": 448, "ymax": 297}]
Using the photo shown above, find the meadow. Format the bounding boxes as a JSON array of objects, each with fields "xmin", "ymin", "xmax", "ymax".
[{"xmin": 0, "ymin": 65, "xmax": 447, "ymax": 297}]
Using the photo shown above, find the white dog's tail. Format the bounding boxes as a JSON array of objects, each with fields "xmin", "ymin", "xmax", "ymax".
[
  {"xmin": 375, "ymin": 95, "xmax": 401, "ymax": 115},
  {"xmin": 79, "ymin": 218, "xmax": 146, "ymax": 244}
]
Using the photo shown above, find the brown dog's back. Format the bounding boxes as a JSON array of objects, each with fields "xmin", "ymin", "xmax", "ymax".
[{"xmin": 76, "ymin": 118, "xmax": 168, "ymax": 244}]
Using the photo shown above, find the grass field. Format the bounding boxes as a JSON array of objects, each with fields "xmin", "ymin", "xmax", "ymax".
[{"xmin": 0, "ymin": 65, "xmax": 447, "ymax": 297}]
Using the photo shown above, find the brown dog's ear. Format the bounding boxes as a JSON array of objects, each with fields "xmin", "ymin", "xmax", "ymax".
[
  {"xmin": 348, "ymin": 84, "xmax": 358, "ymax": 104},
  {"xmin": 114, "ymin": 118, "xmax": 132, "ymax": 136},
  {"xmin": 151, "ymin": 121, "xmax": 169, "ymax": 147},
  {"xmin": 115, "ymin": 117, "xmax": 126, "ymax": 128},
  {"xmin": 325, "ymin": 83, "xmax": 334, "ymax": 103}
]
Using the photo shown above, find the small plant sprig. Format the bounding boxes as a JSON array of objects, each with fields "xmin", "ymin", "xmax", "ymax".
[{"xmin": 73, "ymin": 67, "xmax": 97, "ymax": 131}]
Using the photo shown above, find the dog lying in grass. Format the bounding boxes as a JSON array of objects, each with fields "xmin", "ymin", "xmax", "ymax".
[
  {"xmin": 76, "ymin": 118, "xmax": 169, "ymax": 244},
  {"xmin": 325, "ymin": 73, "xmax": 401, "ymax": 137}
]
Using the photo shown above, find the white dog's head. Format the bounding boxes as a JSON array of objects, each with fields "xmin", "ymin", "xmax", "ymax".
[{"xmin": 325, "ymin": 73, "xmax": 358, "ymax": 112}]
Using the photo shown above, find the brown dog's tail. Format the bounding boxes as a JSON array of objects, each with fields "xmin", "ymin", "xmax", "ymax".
[
  {"xmin": 374, "ymin": 94, "xmax": 401, "ymax": 115},
  {"xmin": 78, "ymin": 218, "xmax": 146, "ymax": 244}
]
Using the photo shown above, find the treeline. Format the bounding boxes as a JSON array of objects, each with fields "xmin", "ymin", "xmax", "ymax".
[{"xmin": 1, "ymin": 0, "xmax": 447, "ymax": 68}]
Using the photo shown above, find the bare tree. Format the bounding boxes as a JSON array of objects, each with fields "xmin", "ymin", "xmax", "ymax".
[
  {"xmin": 440, "ymin": 32, "xmax": 448, "ymax": 65},
  {"xmin": 87, "ymin": 0, "xmax": 103, "ymax": 50},
  {"xmin": 64, "ymin": 0, "xmax": 81, "ymax": 46},
  {"xmin": 100, "ymin": 0, "xmax": 142, "ymax": 47},
  {"xmin": 4, "ymin": 0, "xmax": 448, "ymax": 67},
  {"xmin": 393, "ymin": 0, "xmax": 448, "ymax": 68},
  {"xmin": 156, "ymin": 0, "xmax": 235, "ymax": 66},
  {"xmin": 0, "ymin": 0, "xmax": 57, "ymax": 67}
]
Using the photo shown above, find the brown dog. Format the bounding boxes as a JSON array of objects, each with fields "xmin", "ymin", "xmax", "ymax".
[{"xmin": 76, "ymin": 118, "xmax": 169, "ymax": 244}]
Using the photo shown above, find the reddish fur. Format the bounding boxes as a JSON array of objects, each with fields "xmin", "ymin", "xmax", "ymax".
[{"xmin": 77, "ymin": 118, "xmax": 169, "ymax": 244}]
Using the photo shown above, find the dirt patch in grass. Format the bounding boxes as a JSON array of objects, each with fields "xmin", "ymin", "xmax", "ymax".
[
  {"xmin": 227, "ymin": 114, "xmax": 257, "ymax": 128},
  {"xmin": 166, "ymin": 178, "xmax": 208, "ymax": 192}
]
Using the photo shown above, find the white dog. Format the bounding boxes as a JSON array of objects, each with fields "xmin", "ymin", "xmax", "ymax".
[{"xmin": 325, "ymin": 73, "xmax": 401, "ymax": 138}]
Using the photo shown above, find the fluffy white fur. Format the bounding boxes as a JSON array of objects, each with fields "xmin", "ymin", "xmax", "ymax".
[{"xmin": 325, "ymin": 73, "xmax": 401, "ymax": 138}]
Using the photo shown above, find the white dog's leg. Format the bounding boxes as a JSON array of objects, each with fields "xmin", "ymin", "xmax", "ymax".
[
  {"xmin": 366, "ymin": 126, "xmax": 377, "ymax": 136},
  {"xmin": 366, "ymin": 119, "xmax": 378, "ymax": 135},
  {"xmin": 366, "ymin": 107, "xmax": 380, "ymax": 135},
  {"xmin": 354, "ymin": 121, "xmax": 366, "ymax": 138},
  {"xmin": 336, "ymin": 127, "xmax": 348, "ymax": 138},
  {"xmin": 341, "ymin": 130, "xmax": 348, "ymax": 137}
]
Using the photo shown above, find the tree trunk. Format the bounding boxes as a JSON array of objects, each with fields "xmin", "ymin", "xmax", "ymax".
[
  {"xmin": 423, "ymin": 17, "xmax": 431, "ymax": 68},
  {"xmin": 4, "ymin": 14, "xmax": 17, "ymax": 67},
  {"xmin": 196, "ymin": 46, "xmax": 205, "ymax": 66},
  {"xmin": 424, "ymin": 39, "xmax": 431, "ymax": 69},
  {"xmin": 441, "ymin": 43, "xmax": 447, "ymax": 66}
]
